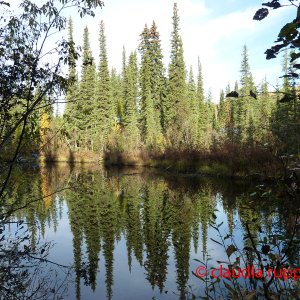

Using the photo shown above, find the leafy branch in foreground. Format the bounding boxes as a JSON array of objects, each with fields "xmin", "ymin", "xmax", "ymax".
[
  {"xmin": 0, "ymin": 0, "xmax": 104, "ymax": 197},
  {"xmin": 0, "ymin": 1, "xmax": 104, "ymax": 298},
  {"xmin": 253, "ymin": 1, "xmax": 300, "ymax": 75}
]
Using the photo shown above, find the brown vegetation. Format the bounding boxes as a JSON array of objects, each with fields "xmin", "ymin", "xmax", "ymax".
[{"xmin": 103, "ymin": 142, "xmax": 281, "ymax": 179}]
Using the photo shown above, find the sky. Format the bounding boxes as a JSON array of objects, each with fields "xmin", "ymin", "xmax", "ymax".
[{"xmin": 8, "ymin": 0, "xmax": 296, "ymax": 102}]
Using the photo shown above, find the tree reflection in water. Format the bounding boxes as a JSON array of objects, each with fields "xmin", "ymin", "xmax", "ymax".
[{"xmin": 5, "ymin": 164, "xmax": 299, "ymax": 299}]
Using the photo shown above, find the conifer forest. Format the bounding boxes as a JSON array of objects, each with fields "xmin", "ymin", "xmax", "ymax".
[{"xmin": 0, "ymin": 1, "xmax": 299, "ymax": 300}]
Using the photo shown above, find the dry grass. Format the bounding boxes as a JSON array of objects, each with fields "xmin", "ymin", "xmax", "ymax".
[
  {"xmin": 103, "ymin": 142, "xmax": 280, "ymax": 179},
  {"xmin": 41, "ymin": 149, "xmax": 101, "ymax": 164}
]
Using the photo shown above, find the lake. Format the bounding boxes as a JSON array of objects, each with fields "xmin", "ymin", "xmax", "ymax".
[{"xmin": 4, "ymin": 164, "xmax": 299, "ymax": 300}]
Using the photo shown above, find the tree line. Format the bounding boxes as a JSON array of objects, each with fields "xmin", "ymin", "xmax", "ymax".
[
  {"xmin": 59, "ymin": 3, "xmax": 299, "ymax": 161},
  {"xmin": 1, "ymin": 2, "xmax": 299, "ymax": 166}
]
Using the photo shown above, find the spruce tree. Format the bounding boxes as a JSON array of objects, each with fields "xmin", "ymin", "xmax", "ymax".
[
  {"xmin": 258, "ymin": 77, "xmax": 273, "ymax": 143},
  {"xmin": 199, "ymin": 88, "xmax": 215, "ymax": 149},
  {"xmin": 166, "ymin": 3, "xmax": 189, "ymax": 147},
  {"xmin": 206, "ymin": 89, "xmax": 215, "ymax": 130},
  {"xmin": 237, "ymin": 45, "xmax": 256, "ymax": 144},
  {"xmin": 120, "ymin": 46, "xmax": 127, "ymax": 124},
  {"xmin": 218, "ymin": 89, "xmax": 226, "ymax": 131},
  {"xmin": 187, "ymin": 66, "xmax": 199, "ymax": 146},
  {"xmin": 110, "ymin": 67, "xmax": 123, "ymax": 127},
  {"xmin": 123, "ymin": 52, "xmax": 140, "ymax": 148},
  {"xmin": 246, "ymin": 111, "xmax": 255, "ymax": 147},
  {"xmin": 139, "ymin": 22, "xmax": 164, "ymax": 149},
  {"xmin": 148, "ymin": 21, "xmax": 165, "ymax": 136},
  {"xmin": 77, "ymin": 26, "xmax": 96, "ymax": 150},
  {"xmin": 225, "ymin": 84, "xmax": 234, "ymax": 141},
  {"xmin": 197, "ymin": 58, "xmax": 206, "ymax": 145},
  {"xmin": 139, "ymin": 24, "xmax": 151, "ymax": 56},
  {"xmin": 140, "ymin": 52, "xmax": 158, "ymax": 147},
  {"xmin": 232, "ymin": 81, "xmax": 239, "ymax": 129},
  {"xmin": 94, "ymin": 20, "xmax": 112, "ymax": 150}
]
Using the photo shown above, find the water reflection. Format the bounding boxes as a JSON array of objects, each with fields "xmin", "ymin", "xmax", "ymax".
[{"xmin": 6, "ymin": 164, "xmax": 300, "ymax": 300}]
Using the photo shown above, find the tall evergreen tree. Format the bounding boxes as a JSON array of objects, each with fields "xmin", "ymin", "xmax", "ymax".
[
  {"xmin": 232, "ymin": 81, "xmax": 239, "ymax": 129},
  {"xmin": 165, "ymin": 3, "xmax": 190, "ymax": 147},
  {"xmin": 77, "ymin": 26, "xmax": 96, "ymax": 150},
  {"xmin": 217, "ymin": 88, "xmax": 232, "ymax": 142},
  {"xmin": 120, "ymin": 46, "xmax": 127, "ymax": 124},
  {"xmin": 197, "ymin": 58, "xmax": 206, "ymax": 145},
  {"xmin": 237, "ymin": 45, "xmax": 256, "ymax": 143},
  {"xmin": 187, "ymin": 66, "xmax": 199, "ymax": 146},
  {"xmin": 140, "ymin": 50, "xmax": 160, "ymax": 147},
  {"xmin": 139, "ymin": 22, "xmax": 164, "ymax": 149},
  {"xmin": 110, "ymin": 67, "xmax": 123, "ymax": 127},
  {"xmin": 148, "ymin": 21, "xmax": 166, "ymax": 135},
  {"xmin": 199, "ymin": 88, "xmax": 215, "ymax": 149},
  {"xmin": 257, "ymin": 77, "xmax": 273, "ymax": 143},
  {"xmin": 225, "ymin": 83, "xmax": 235, "ymax": 141},
  {"xmin": 94, "ymin": 20, "xmax": 112, "ymax": 150},
  {"xmin": 138, "ymin": 24, "xmax": 151, "ymax": 56},
  {"xmin": 218, "ymin": 89, "xmax": 226, "ymax": 131},
  {"xmin": 123, "ymin": 52, "xmax": 140, "ymax": 147},
  {"xmin": 223, "ymin": 88, "xmax": 232, "ymax": 138},
  {"xmin": 206, "ymin": 89, "xmax": 216, "ymax": 130}
]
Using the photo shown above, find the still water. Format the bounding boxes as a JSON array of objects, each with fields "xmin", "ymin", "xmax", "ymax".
[{"xmin": 6, "ymin": 164, "xmax": 297, "ymax": 299}]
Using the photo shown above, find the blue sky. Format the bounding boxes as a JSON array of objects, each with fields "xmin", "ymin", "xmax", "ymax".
[{"xmin": 9, "ymin": 0, "xmax": 296, "ymax": 102}]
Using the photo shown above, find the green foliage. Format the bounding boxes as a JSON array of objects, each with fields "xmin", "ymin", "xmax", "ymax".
[
  {"xmin": 3, "ymin": 0, "xmax": 298, "ymax": 170},
  {"xmin": 196, "ymin": 59, "xmax": 208, "ymax": 146},
  {"xmin": 253, "ymin": 2, "xmax": 300, "ymax": 156},
  {"xmin": 64, "ymin": 17, "xmax": 79, "ymax": 149},
  {"xmin": 167, "ymin": 2, "xmax": 187, "ymax": 121},
  {"xmin": 272, "ymin": 51, "xmax": 300, "ymax": 154},
  {"xmin": 94, "ymin": 20, "xmax": 112, "ymax": 150},
  {"xmin": 237, "ymin": 45, "xmax": 256, "ymax": 143},
  {"xmin": 187, "ymin": 67, "xmax": 199, "ymax": 145},
  {"xmin": 139, "ymin": 22, "xmax": 164, "ymax": 149},
  {"xmin": 123, "ymin": 52, "xmax": 140, "ymax": 148},
  {"xmin": 76, "ymin": 26, "xmax": 96, "ymax": 150},
  {"xmin": 110, "ymin": 67, "xmax": 123, "ymax": 124},
  {"xmin": 140, "ymin": 52, "xmax": 160, "ymax": 147},
  {"xmin": 217, "ymin": 89, "xmax": 226, "ymax": 130},
  {"xmin": 0, "ymin": 0, "xmax": 104, "ymax": 159},
  {"xmin": 54, "ymin": 2, "xmax": 300, "ymax": 165},
  {"xmin": 257, "ymin": 76, "xmax": 274, "ymax": 143},
  {"xmin": 55, "ymin": 4, "xmax": 300, "ymax": 167},
  {"xmin": 165, "ymin": 3, "xmax": 197, "ymax": 148}
]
